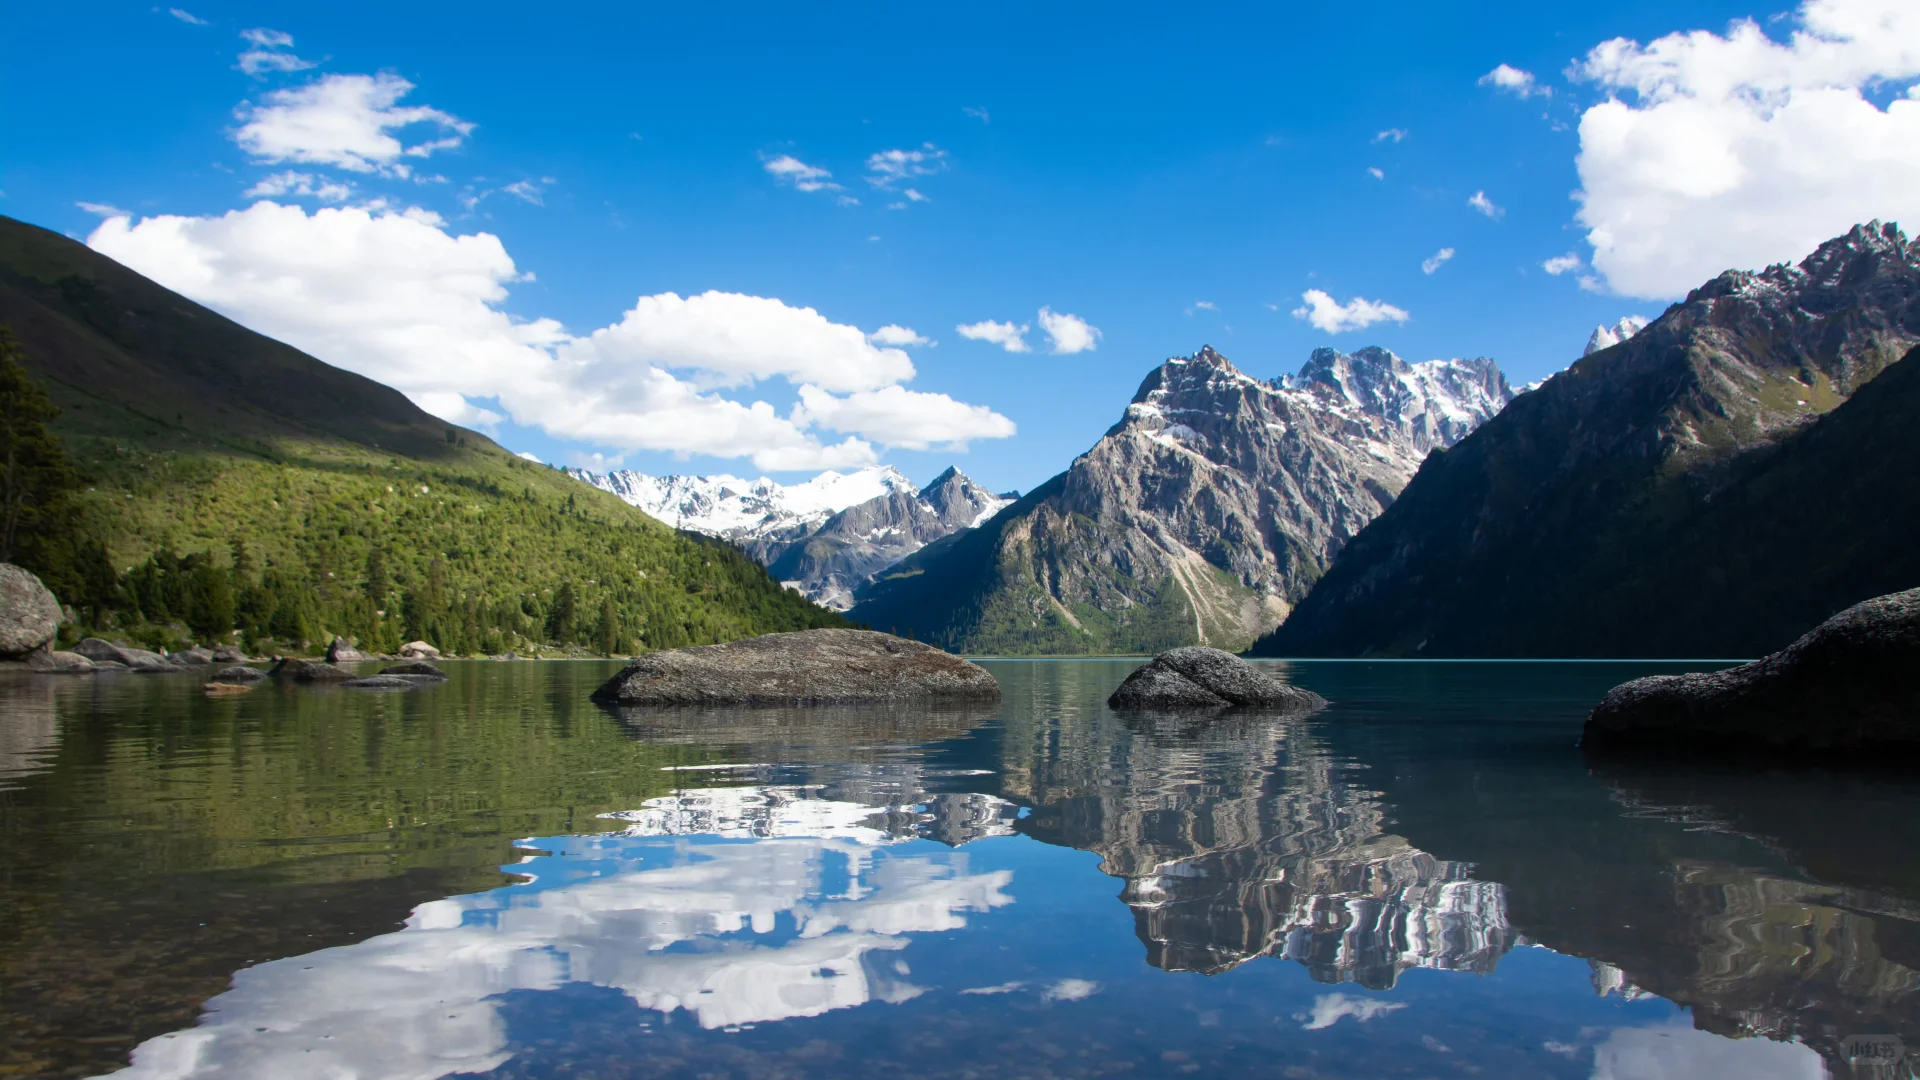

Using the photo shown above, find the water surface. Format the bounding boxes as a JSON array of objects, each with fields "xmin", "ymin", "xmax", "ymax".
[{"xmin": 0, "ymin": 660, "xmax": 1914, "ymax": 1079}]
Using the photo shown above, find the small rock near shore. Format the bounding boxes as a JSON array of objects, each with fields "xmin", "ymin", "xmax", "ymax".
[
  {"xmin": 0, "ymin": 564, "xmax": 63, "ymax": 659},
  {"xmin": 326, "ymin": 637, "xmax": 370, "ymax": 663},
  {"xmin": 1108, "ymin": 647, "xmax": 1326, "ymax": 713},
  {"xmin": 27, "ymin": 649, "xmax": 95, "ymax": 673},
  {"xmin": 210, "ymin": 665, "xmax": 268, "ymax": 684},
  {"xmin": 1584, "ymin": 587, "xmax": 1920, "ymax": 756},
  {"xmin": 269, "ymin": 658, "xmax": 355, "ymax": 682},
  {"xmin": 592, "ymin": 628, "xmax": 999, "ymax": 706},
  {"xmin": 74, "ymin": 638, "xmax": 181, "ymax": 672},
  {"xmin": 399, "ymin": 640, "xmax": 442, "ymax": 660}
]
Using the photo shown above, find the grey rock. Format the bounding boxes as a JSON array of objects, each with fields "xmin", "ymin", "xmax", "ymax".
[
  {"xmin": 27, "ymin": 649, "xmax": 95, "ymax": 673},
  {"xmin": 211, "ymin": 645, "xmax": 249, "ymax": 663},
  {"xmin": 398, "ymin": 640, "xmax": 441, "ymax": 660},
  {"xmin": 0, "ymin": 563, "xmax": 63, "ymax": 658},
  {"xmin": 210, "ymin": 665, "xmax": 268, "ymax": 684},
  {"xmin": 1108, "ymin": 647, "xmax": 1326, "ymax": 713},
  {"xmin": 592, "ymin": 628, "xmax": 1000, "ymax": 706},
  {"xmin": 1584, "ymin": 587, "xmax": 1920, "ymax": 756},
  {"xmin": 74, "ymin": 638, "xmax": 178, "ymax": 671},
  {"xmin": 379, "ymin": 661, "xmax": 446, "ymax": 680},
  {"xmin": 326, "ymin": 636, "xmax": 370, "ymax": 663},
  {"xmin": 270, "ymin": 658, "xmax": 355, "ymax": 682},
  {"xmin": 172, "ymin": 647, "xmax": 214, "ymax": 665}
]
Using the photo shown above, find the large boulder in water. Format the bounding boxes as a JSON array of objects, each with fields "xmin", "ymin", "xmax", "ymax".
[
  {"xmin": 1584, "ymin": 587, "xmax": 1920, "ymax": 757},
  {"xmin": 398, "ymin": 640, "xmax": 441, "ymax": 660},
  {"xmin": 269, "ymin": 657, "xmax": 355, "ymax": 682},
  {"xmin": 592, "ymin": 628, "xmax": 999, "ymax": 706},
  {"xmin": 1108, "ymin": 647, "xmax": 1326, "ymax": 713},
  {"xmin": 326, "ymin": 637, "xmax": 370, "ymax": 663},
  {"xmin": 0, "ymin": 563, "xmax": 62, "ymax": 658},
  {"xmin": 73, "ymin": 637, "xmax": 179, "ymax": 671}
]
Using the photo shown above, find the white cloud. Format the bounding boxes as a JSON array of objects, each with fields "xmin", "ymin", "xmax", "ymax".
[
  {"xmin": 1542, "ymin": 252, "xmax": 1584, "ymax": 275},
  {"xmin": 502, "ymin": 179, "xmax": 545, "ymax": 205},
  {"xmin": 1570, "ymin": 0, "xmax": 1920, "ymax": 298},
  {"xmin": 1374, "ymin": 128, "xmax": 1408, "ymax": 143},
  {"xmin": 1468, "ymin": 190, "xmax": 1504, "ymax": 218},
  {"xmin": 903, "ymin": 188, "xmax": 930, "ymax": 203},
  {"xmin": 963, "ymin": 106, "xmax": 990, "ymax": 123},
  {"xmin": 1037, "ymin": 307, "xmax": 1100, "ymax": 354},
  {"xmin": 956, "ymin": 319, "xmax": 1030, "ymax": 353},
  {"xmin": 1422, "ymin": 247, "xmax": 1456, "ymax": 274},
  {"xmin": 867, "ymin": 325, "xmax": 932, "ymax": 347},
  {"xmin": 792, "ymin": 385, "xmax": 1015, "ymax": 450},
  {"xmin": 236, "ymin": 27, "xmax": 315, "ymax": 77},
  {"xmin": 76, "ymin": 201, "xmax": 130, "ymax": 217},
  {"xmin": 515, "ymin": 451, "xmax": 544, "ymax": 463},
  {"xmin": 1479, "ymin": 63, "xmax": 1549, "ymax": 98},
  {"xmin": 85, "ymin": 202, "xmax": 1011, "ymax": 471},
  {"xmin": 1368, "ymin": 166, "xmax": 1385, "ymax": 180},
  {"xmin": 866, "ymin": 144, "xmax": 948, "ymax": 189},
  {"xmin": 1300, "ymin": 993, "xmax": 1408, "ymax": 1030},
  {"xmin": 235, "ymin": 73, "xmax": 472, "ymax": 174},
  {"xmin": 762, "ymin": 154, "xmax": 840, "ymax": 194},
  {"xmin": 169, "ymin": 8, "xmax": 208, "ymax": 25},
  {"xmin": 1291, "ymin": 289, "xmax": 1411, "ymax": 333},
  {"xmin": 1041, "ymin": 979, "xmax": 1100, "ymax": 1003},
  {"xmin": 1186, "ymin": 300, "xmax": 1218, "ymax": 314},
  {"xmin": 243, "ymin": 170, "xmax": 351, "ymax": 202}
]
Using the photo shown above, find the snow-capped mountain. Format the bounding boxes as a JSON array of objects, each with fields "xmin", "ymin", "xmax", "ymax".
[
  {"xmin": 1584, "ymin": 315, "xmax": 1650, "ymax": 356},
  {"xmin": 569, "ymin": 465, "xmax": 920, "ymax": 542},
  {"xmin": 569, "ymin": 464, "xmax": 1012, "ymax": 610},
  {"xmin": 851, "ymin": 345, "xmax": 1514, "ymax": 652}
]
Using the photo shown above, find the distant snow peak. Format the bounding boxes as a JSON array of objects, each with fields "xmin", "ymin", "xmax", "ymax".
[
  {"xmin": 1584, "ymin": 315, "xmax": 1649, "ymax": 357},
  {"xmin": 568, "ymin": 464, "xmax": 915, "ymax": 540}
]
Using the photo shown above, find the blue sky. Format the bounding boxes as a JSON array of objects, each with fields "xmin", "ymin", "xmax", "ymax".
[{"xmin": 7, "ymin": 0, "xmax": 1917, "ymax": 495}]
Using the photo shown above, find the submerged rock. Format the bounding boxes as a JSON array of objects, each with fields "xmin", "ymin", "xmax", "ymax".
[
  {"xmin": 1108, "ymin": 647, "xmax": 1326, "ymax": 712},
  {"xmin": 592, "ymin": 628, "xmax": 999, "ymax": 706},
  {"xmin": 0, "ymin": 563, "xmax": 62, "ymax": 658},
  {"xmin": 269, "ymin": 658, "xmax": 355, "ymax": 682},
  {"xmin": 1584, "ymin": 587, "xmax": 1920, "ymax": 756},
  {"xmin": 210, "ymin": 665, "xmax": 267, "ymax": 684},
  {"xmin": 340, "ymin": 674, "xmax": 435, "ymax": 690},
  {"xmin": 202, "ymin": 681, "xmax": 253, "ymax": 696},
  {"xmin": 325, "ymin": 637, "xmax": 369, "ymax": 663}
]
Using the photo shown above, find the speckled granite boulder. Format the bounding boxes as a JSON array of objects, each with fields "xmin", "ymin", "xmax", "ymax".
[
  {"xmin": 1108, "ymin": 647, "xmax": 1325, "ymax": 712},
  {"xmin": 1585, "ymin": 588, "xmax": 1920, "ymax": 756},
  {"xmin": 270, "ymin": 658, "xmax": 355, "ymax": 682},
  {"xmin": 0, "ymin": 564, "xmax": 62, "ymax": 658},
  {"xmin": 592, "ymin": 628, "xmax": 999, "ymax": 706}
]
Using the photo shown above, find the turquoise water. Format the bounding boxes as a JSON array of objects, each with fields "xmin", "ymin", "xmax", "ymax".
[{"xmin": 0, "ymin": 659, "xmax": 1913, "ymax": 1079}]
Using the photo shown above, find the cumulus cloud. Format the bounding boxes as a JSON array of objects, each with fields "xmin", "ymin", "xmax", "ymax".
[
  {"xmin": 170, "ymin": 8, "xmax": 208, "ymax": 24},
  {"xmin": 1570, "ymin": 0, "xmax": 1920, "ymax": 298},
  {"xmin": 867, "ymin": 325, "xmax": 932, "ymax": 347},
  {"xmin": 243, "ymin": 170, "xmax": 351, "ymax": 202},
  {"xmin": 1479, "ymin": 63, "xmax": 1548, "ymax": 97},
  {"xmin": 956, "ymin": 319, "xmax": 1030, "ymax": 353},
  {"xmin": 235, "ymin": 73, "xmax": 472, "ymax": 174},
  {"xmin": 1291, "ymin": 290, "xmax": 1411, "ymax": 333},
  {"xmin": 867, "ymin": 144, "xmax": 948, "ymax": 189},
  {"xmin": 85, "ymin": 202, "xmax": 1011, "ymax": 471},
  {"xmin": 762, "ymin": 154, "xmax": 841, "ymax": 194},
  {"xmin": 1042, "ymin": 979, "xmax": 1101, "ymax": 1003},
  {"xmin": 1374, "ymin": 128, "xmax": 1408, "ymax": 143},
  {"xmin": 1422, "ymin": 247, "xmax": 1456, "ymax": 274},
  {"xmin": 1037, "ymin": 307, "xmax": 1100, "ymax": 354},
  {"xmin": 1468, "ymin": 190, "xmax": 1504, "ymax": 218},
  {"xmin": 1542, "ymin": 252, "xmax": 1584, "ymax": 275},
  {"xmin": 237, "ymin": 27, "xmax": 315, "ymax": 76}
]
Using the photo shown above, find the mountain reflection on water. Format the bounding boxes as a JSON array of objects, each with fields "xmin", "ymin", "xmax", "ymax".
[{"xmin": 0, "ymin": 661, "xmax": 1910, "ymax": 1078}]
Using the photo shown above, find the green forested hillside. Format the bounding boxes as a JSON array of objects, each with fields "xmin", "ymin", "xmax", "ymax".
[{"xmin": 0, "ymin": 214, "xmax": 842, "ymax": 655}]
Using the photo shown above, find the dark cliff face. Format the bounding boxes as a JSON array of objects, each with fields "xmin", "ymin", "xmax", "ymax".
[
  {"xmin": 1258, "ymin": 221, "xmax": 1920, "ymax": 659},
  {"xmin": 851, "ymin": 346, "xmax": 1511, "ymax": 655}
]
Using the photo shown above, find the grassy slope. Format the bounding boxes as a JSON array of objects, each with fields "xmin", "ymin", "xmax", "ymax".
[{"xmin": 0, "ymin": 214, "xmax": 842, "ymax": 652}]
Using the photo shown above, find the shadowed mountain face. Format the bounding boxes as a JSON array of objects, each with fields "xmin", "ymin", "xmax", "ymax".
[
  {"xmin": 851, "ymin": 346, "xmax": 1511, "ymax": 655},
  {"xmin": 1260, "ymin": 221, "xmax": 1920, "ymax": 659}
]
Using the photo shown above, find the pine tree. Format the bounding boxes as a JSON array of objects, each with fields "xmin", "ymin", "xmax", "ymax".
[
  {"xmin": 598, "ymin": 595, "xmax": 620, "ymax": 655},
  {"xmin": 0, "ymin": 327, "xmax": 79, "ymax": 573},
  {"xmin": 549, "ymin": 581, "xmax": 577, "ymax": 644}
]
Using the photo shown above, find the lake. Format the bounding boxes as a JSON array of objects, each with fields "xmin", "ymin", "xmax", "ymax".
[{"xmin": 1, "ymin": 659, "xmax": 1914, "ymax": 1079}]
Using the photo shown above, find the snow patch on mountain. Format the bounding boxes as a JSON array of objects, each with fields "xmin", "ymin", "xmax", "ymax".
[
  {"xmin": 1584, "ymin": 315, "xmax": 1650, "ymax": 357},
  {"xmin": 568, "ymin": 466, "xmax": 917, "ymax": 542}
]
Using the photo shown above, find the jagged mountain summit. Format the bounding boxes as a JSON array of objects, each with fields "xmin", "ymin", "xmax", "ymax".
[
  {"xmin": 1258, "ymin": 221, "xmax": 1920, "ymax": 658},
  {"xmin": 570, "ymin": 464, "xmax": 1012, "ymax": 609},
  {"xmin": 850, "ymin": 345, "xmax": 1513, "ymax": 654},
  {"xmin": 1583, "ymin": 315, "xmax": 1649, "ymax": 357}
]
